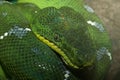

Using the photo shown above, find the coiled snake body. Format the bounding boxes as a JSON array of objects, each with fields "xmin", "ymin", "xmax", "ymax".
[{"xmin": 0, "ymin": 0, "xmax": 112, "ymax": 80}]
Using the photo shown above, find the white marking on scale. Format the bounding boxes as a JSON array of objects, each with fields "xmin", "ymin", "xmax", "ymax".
[
  {"xmin": 2, "ymin": 12, "xmax": 7, "ymax": 17},
  {"xmin": 64, "ymin": 71, "xmax": 70, "ymax": 80},
  {"xmin": 38, "ymin": 65, "xmax": 41, "ymax": 67},
  {"xmin": 97, "ymin": 47, "xmax": 112, "ymax": 61},
  {"xmin": 25, "ymin": 28, "xmax": 31, "ymax": 31},
  {"xmin": 42, "ymin": 66, "xmax": 46, "ymax": 69},
  {"xmin": 87, "ymin": 20, "xmax": 95, "ymax": 26},
  {"xmin": 4, "ymin": 32, "xmax": 8, "ymax": 37},
  {"xmin": 0, "ymin": 36, "xmax": 4, "ymax": 39},
  {"xmin": 64, "ymin": 74, "xmax": 69, "ymax": 78},
  {"xmin": 106, "ymin": 51, "xmax": 112, "ymax": 60},
  {"xmin": 35, "ymin": 11, "xmax": 38, "ymax": 13},
  {"xmin": 84, "ymin": 5, "xmax": 94, "ymax": 13},
  {"xmin": 87, "ymin": 20, "xmax": 104, "ymax": 32}
]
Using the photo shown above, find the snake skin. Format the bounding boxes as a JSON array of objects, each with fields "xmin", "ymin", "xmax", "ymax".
[{"xmin": 0, "ymin": 0, "xmax": 112, "ymax": 80}]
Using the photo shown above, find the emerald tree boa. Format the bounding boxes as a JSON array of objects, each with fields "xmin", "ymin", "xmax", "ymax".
[{"xmin": 0, "ymin": 0, "xmax": 112, "ymax": 80}]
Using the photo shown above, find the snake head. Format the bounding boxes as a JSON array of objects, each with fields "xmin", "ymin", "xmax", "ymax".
[
  {"xmin": 32, "ymin": 6, "xmax": 112, "ymax": 69},
  {"xmin": 0, "ymin": 1, "xmax": 112, "ymax": 80}
]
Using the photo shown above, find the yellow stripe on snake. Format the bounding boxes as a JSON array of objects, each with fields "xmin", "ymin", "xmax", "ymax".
[{"xmin": 0, "ymin": 0, "xmax": 112, "ymax": 80}]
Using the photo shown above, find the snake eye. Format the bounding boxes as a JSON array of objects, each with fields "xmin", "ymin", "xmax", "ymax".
[
  {"xmin": 54, "ymin": 34, "xmax": 60, "ymax": 42},
  {"xmin": 54, "ymin": 33, "xmax": 62, "ymax": 42}
]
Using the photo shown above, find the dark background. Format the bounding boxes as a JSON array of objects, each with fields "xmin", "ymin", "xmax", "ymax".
[{"xmin": 85, "ymin": 0, "xmax": 120, "ymax": 80}]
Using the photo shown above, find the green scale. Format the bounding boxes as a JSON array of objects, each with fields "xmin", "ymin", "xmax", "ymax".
[{"xmin": 0, "ymin": 0, "xmax": 112, "ymax": 80}]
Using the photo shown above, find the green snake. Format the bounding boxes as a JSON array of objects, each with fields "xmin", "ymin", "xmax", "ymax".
[{"xmin": 0, "ymin": 0, "xmax": 112, "ymax": 80}]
